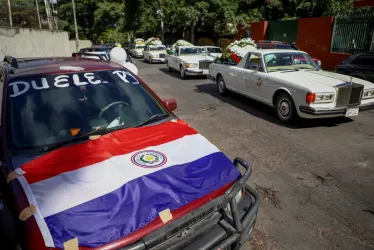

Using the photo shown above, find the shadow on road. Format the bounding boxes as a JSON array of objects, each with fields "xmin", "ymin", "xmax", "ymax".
[
  {"xmin": 195, "ymin": 83, "xmax": 353, "ymax": 129},
  {"xmin": 158, "ymin": 68, "xmax": 209, "ymax": 81}
]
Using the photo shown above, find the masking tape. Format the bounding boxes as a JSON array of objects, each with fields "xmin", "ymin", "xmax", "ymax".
[
  {"xmin": 159, "ymin": 208, "xmax": 173, "ymax": 224},
  {"xmin": 7, "ymin": 171, "xmax": 21, "ymax": 183},
  {"xmin": 63, "ymin": 237, "xmax": 79, "ymax": 250},
  {"xmin": 19, "ymin": 205, "xmax": 37, "ymax": 221}
]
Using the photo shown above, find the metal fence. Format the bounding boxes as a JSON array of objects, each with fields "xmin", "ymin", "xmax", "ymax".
[{"xmin": 330, "ymin": 12, "xmax": 374, "ymax": 53}]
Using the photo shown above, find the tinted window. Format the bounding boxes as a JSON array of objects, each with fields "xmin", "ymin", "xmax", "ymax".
[
  {"xmin": 261, "ymin": 44, "xmax": 271, "ymax": 49},
  {"xmin": 7, "ymin": 70, "xmax": 167, "ymax": 150},
  {"xmin": 353, "ymin": 55, "xmax": 374, "ymax": 67},
  {"xmin": 207, "ymin": 47, "xmax": 222, "ymax": 53},
  {"xmin": 264, "ymin": 52, "xmax": 318, "ymax": 72},
  {"xmin": 274, "ymin": 44, "xmax": 293, "ymax": 49},
  {"xmin": 150, "ymin": 46, "xmax": 166, "ymax": 51}
]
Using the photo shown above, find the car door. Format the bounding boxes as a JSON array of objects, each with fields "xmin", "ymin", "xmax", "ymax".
[
  {"xmin": 170, "ymin": 47, "xmax": 179, "ymax": 69},
  {"xmin": 240, "ymin": 53, "xmax": 269, "ymax": 102}
]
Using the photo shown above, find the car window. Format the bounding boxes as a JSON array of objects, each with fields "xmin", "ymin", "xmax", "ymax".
[
  {"xmin": 150, "ymin": 46, "xmax": 166, "ymax": 51},
  {"xmin": 180, "ymin": 47, "xmax": 207, "ymax": 55},
  {"xmin": 207, "ymin": 47, "xmax": 222, "ymax": 53},
  {"xmin": 261, "ymin": 44, "xmax": 271, "ymax": 49},
  {"xmin": 353, "ymin": 55, "xmax": 374, "ymax": 67},
  {"xmin": 274, "ymin": 44, "xmax": 293, "ymax": 49},
  {"xmin": 6, "ymin": 70, "xmax": 168, "ymax": 151},
  {"xmin": 245, "ymin": 54, "xmax": 261, "ymax": 70},
  {"xmin": 135, "ymin": 45, "xmax": 145, "ymax": 49},
  {"xmin": 264, "ymin": 52, "xmax": 317, "ymax": 72}
]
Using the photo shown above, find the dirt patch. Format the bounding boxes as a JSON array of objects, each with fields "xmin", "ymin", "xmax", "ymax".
[
  {"xmin": 255, "ymin": 184, "xmax": 282, "ymax": 209},
  {"xmin": 248, "ymin": 227, "xmax": 270, "ymax": 250}
]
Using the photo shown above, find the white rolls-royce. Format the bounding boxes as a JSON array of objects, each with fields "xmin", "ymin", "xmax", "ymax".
[
  {"xmin": 143, "ymin": 44, "xmax": 167, "ymax": 63},
  {"xmin": 165, "ymin": 46, "xmax": 215, "ymax": 79},
  {"xmin": 208, "ymin": 49, "xmax": 374, "ymax": 123}
]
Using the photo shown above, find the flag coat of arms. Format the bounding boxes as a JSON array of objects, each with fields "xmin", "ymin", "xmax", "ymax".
[{"xmin": 14, "ymin": 120, "xmax": 240, "ymax": 248}]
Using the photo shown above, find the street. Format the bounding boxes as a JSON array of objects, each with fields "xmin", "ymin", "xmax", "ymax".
[{"xmin": 133, "ymin": 58, "xmax": 374, "ymax": 250}]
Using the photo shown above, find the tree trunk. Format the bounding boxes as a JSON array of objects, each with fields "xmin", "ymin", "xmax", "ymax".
[{"xmin": 190, "ymin": 26, "xmax": 195, "ymax": 44}]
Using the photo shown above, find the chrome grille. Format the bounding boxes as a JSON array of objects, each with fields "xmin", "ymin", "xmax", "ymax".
[
  {"xmin": 159, "ymin": 54, "xmax": 165, "ymax": 58},
  {"xmin": 336, "ymin": 83, "xmax": 364, "ymax": 106},
  {"xmin": 199, "ymin": 60, "xmax": 212, "ymax": 69}
]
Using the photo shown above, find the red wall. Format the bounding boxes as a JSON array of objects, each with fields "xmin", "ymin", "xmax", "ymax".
[
  {"xmin": 234, "ymin": 17, "xmax": 351, "ymax": 70},
  {"xmin": 296, "ymin": 16, "xmax": 350, "ymax": 70}
]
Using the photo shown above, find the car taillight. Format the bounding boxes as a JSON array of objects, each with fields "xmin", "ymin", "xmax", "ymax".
[{"xmin": 306, "ymin": 93, "xmax": 316, "ymax": 103}]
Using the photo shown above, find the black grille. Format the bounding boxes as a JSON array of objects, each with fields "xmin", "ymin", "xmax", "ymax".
[
  {"xmin": 336, "ymin": 83, "xmax": 364, "ymax": 106},
  {"xmin": 159, "ymin": 54, "xmax": 165, "ymax": 58},
  {"xmin": 199, "ymin": 60, "xmax": 212, "ymax": 69}
]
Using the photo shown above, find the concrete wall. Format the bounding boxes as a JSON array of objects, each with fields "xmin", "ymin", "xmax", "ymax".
[
  {"xmin": 0, "ymin": 27, "xmax": 71, "ymax": 57},
  {"xmin": 69, "ymin": 40, "xmax": 93, "ymax": 53}
]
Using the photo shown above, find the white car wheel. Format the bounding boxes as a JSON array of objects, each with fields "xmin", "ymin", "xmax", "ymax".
[
  {"xmin": 180, "ymin": 66, "xmax": 186, "ymax": 79},
  {"xmin": 217, "ymin": 75, "xmax": 227, "ymax": 95},
  {"xmin": 149, "ymin": 56, "xmax": 152, "ymax": 64},
  {"xmin": 275, "ymin": 93, "xmax": 298, "ymax": 123},
  {"xmin": 167, "ymin": 61, "xmax": 173, "ymax": 72}
]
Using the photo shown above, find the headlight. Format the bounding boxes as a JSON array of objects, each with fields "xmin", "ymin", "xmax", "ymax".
[
  {"xmin": 186, "ymin": 63, "xmax": 198, "ymax": 68},
  {"xmin": 306, "ymin": 92, "xmax": 335, "ymax": 103},
  {"xmin": 363, "ymin": 89, "xmax": 374, "ymax": 99},
  {"xmin": 152, "ymin": 55, "xmax": 158, "ymax": 58}
]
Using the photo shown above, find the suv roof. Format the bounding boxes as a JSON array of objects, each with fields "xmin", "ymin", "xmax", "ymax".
[{"xmin": 4, "ymin": 57, "xmax": 123, "ymax": 79}]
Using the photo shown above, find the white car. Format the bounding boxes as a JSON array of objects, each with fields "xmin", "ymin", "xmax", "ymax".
[
  {"xmin": 209, "ymin": 49, "xmax": 374, "ymax": 123},
  {"xmin": 205, "ymin": 46, "xmax": 223, "ymax": 58},
  {"xmin": 165, "ymin": 46, "xmax": 215, "ymax": 79},
  {"xmin": 143, "ymin": 45, "xmax": 167, "ymax": 63},
  {"xmin": 130, "ymin": 43, "xmax": 145, "ymax": 58}
]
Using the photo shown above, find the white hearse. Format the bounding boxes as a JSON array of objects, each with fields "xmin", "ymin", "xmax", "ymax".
[
  {"xmin": 143, "ymin": 45, "xmax": 167, "ymax": 63},
  {"xmin": 165, "ymin": 46, "xmax": 215, "ymax": 79},
  {"xmin": 208, "ymin": 49, "xmax": 374, "ymax": 122}
]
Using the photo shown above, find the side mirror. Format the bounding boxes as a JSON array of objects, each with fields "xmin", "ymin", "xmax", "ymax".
[{"xmin": 163, "ymin": 98, "xmax": 177, "ymax": 111}]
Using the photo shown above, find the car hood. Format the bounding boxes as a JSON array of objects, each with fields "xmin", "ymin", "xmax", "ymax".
[
  {"xmin": 270, "ymin": 70, "xmax": 374, "ymax": 89},
  {"xmin": 12, "ymin": 120, "xmax": 239, "ymax": 249},
  {"xmin": 178, "ymin": 55, "xmax": 215, "ymax": 63},
  {"xmin": 135, "ymin": 48, "xmax": 144, "ymax": 52}
]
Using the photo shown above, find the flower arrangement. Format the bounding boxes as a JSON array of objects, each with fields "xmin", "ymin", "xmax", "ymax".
[
  {"xmin": 219, "ymin": 38, "xmax": 257, "ymax": 64},
  {"xmin": 145, "ymin": 37, "xmax": 163, "ymax": 45},
  {"xmin": 167, "ymin": 40, "xmax": 194, "ymax": 54},
  {"xmin": 134, "ymin": 38, "xmax": 145, "ymax": 44}
]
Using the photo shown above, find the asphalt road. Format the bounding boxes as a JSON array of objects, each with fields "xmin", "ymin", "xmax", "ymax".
[{"xmin": 132, "ymin": 57, "xmax": 374, "ymax": 250}]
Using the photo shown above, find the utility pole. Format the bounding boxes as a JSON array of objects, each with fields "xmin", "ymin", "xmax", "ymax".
[
  {"xmin": 51, "ymin": 2, "xmax": 58, "ymax": 30},
  {"xmin": 35, "ymin": 0, "xmax": 42, "ymax": 29},
  {"xmin": 44, "ymin": 0, "xmax": 53, "ymax": 30},
  {"xmin": 72, "ymin": 0, "xmax": 79, "ymax": 52},
  {"xmin": 7, "ymin": 0, "xmax": 12, "ymax": 28},
  {"xmin": 156, "ymin": 8, "xmax": 164, "ymax": 42}
]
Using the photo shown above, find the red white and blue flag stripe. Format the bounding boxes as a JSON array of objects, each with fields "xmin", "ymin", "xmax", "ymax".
[{"xmin": 15, "ymin": 120, "xmax": 240, "ymax": 248}]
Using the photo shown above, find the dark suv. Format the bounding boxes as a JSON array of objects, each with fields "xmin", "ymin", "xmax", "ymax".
[
  {"xmin": 0, "ymin": 56, "xmax": 259, "ymax": 250},
  {"xmin": 335, "ymin": 52, "xmax": 374, "ymax": 83}
]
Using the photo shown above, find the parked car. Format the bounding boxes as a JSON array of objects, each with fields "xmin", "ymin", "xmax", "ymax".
[
  {"xmin": 209, "ymin": 49, "xmax": 374, "ymax": 123},
  {"xmin": 335, "ymin": 52, "xmax": 374, "ymax": 83},
  {"xmin": 79, "ymin": 47, "xmax": 111, "ymax": 58},
  {"xmin": 0, "ymin": 55, "xmax": 259, "ymax": 250},
  {"xmin": 204, "ymin": 46, "xmax": 223, "ymax": 58},
  {"xmin": 130, "ymin": 43, "xmax": 145, "ymax": 58},
  {"xmin": 256, "ymin": 40, "xmax": 322, "ymax": 67},
  {"xmin": 165, "ymin": 46, "xmax": 216, "ymax": 79},
  {"xmin": 74, "ymin": 50, "xmax": 132, "ymax": 63},
  {"xmin": 143, "ymin": 44, "xmax": 167, "ymax": 63}
]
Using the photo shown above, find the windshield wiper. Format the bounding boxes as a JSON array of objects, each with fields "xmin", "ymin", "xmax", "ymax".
[
  {"xmin": 134, "ymin": 114, "xmax": 169, "ymax": 128},
  {"xmin": 43, "ymin": 129, "xmax": 108, "ymax": 152}
]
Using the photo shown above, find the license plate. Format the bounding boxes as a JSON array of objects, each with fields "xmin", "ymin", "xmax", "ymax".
[
  {"xmin": 345, "ymin": 108, "xmax": 359, "ymax": 117},
  {"xmin": 203, "ymin": 70, "xmax": 209, "ymax": 75}
]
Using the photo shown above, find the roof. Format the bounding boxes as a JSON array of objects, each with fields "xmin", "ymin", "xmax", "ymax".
[
  {"xmin": 255, "ymin": 49, "xmax": 307, "ymax": 54},
  {"xmin": 8, "ymin": 57, "xmax": 124, "ymax": 79}
]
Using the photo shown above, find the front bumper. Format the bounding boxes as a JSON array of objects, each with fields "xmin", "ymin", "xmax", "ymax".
[
  {"xmin": 117, "ymin": 158, "xmax": 260, "ymax": 250},
  {"xmin": 299, "ymin": 101, "xmax": 374, "ymax": 117},
  {"xmin": 185, "ymin": 68, "xmax": 210, "ymax": 76},
  {"xmin": 150, "ymin": 57, "xmax": 166, "ymax": 63}
]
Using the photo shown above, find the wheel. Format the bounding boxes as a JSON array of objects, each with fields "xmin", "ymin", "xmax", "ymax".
[
  {"xmin": 275, "ymin": 93, "xmax": 298, "ymax": 123},
  {"xmin": 166, "ymin": 61, "xmax": 173, "ymax": 72},
  {"xmin": 217, "ymin": 75, "xmax": 228, "ymax": 96},
  {"xmin": 180, "ymin": 65, "xmax": 187, "ymax": 79},
  {"xmin": 149, "ymin": 57, "xmax": 152, "ymax": 64}
]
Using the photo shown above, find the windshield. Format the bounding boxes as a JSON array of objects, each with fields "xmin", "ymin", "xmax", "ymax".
[
  {"xmin": 150, "ymin": 46, "xmax": 166, "ymax": 51},
  {"xmin": 264, "ymin": 52, "xmax": 318, "ymax": 72},
  {"xmin": 207, "ymin": 47, "xmax": 222, "ymax": 53},
  {"xmin": 135, "ymin": 45, "xmax": 145, "ymax": 49},
  {"xmin": 180, "ymin": 47, "xmax": 207, "ymax": 55},
  {"xmin": 273, "ymin": 44, "xmax": 293, "ymax": 49},
  {"xmin": 7, "ymin": 70, "xmax": 168, "ymax": 151}
]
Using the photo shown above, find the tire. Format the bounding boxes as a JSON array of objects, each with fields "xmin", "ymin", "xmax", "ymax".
[
  {"xmin": 166, "ymin": 61, "xmax": 173, "ymax": 72},
  {"xmin": 149, "ymin": 56, "xmax": 152, "ymax": 64},
  {"xmin": 217, "ymin": 75, "xmax": 228, "ymax": 96},
  {"xmin": 275, "ymin": 93, "xmax": 298, "ymax": 123},
  {"xmin": 180, "ymin": 65, "xmax": 187, "ymax": 79}
]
